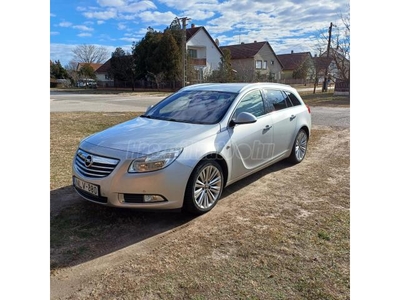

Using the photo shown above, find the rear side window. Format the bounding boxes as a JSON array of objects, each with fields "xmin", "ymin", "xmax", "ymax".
[
  {"xmin": 284, "ymin": 91, "xmax": 302, "ymax": 106},
  {"xmin": 264, "ymin": 89, "xmax": 287, "ymax": 111}
]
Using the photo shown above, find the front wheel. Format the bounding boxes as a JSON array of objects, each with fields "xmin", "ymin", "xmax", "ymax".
[
  {"xmin": 183, "ymin": 160, "xmax": 224, "ymax": 215},
  {"xmin": 289, "ymin": 129, "xmax": 308, "ymax": 164}
]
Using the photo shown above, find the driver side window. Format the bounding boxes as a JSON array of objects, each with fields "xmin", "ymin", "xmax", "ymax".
[{"xmin": 233, "ymin": 90, "xmax": 265, "ymax": 119}]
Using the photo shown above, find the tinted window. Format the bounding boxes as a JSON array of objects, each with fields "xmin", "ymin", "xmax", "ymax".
[
  {"xmin": 233, "ymin": 90, "xmax": 265, "ymax": 119},
  {"xmin": 285, "ymin": 92, "xmax": 302, "ymax": 106},
  {"xmin": 264, "ymin": 89, "xmax": 287, "ymax": 111}
]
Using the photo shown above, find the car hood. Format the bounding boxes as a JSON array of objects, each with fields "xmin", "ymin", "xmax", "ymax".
[{"xmin": 83, "ymin": 117, "xmax": 220, "ymax": 155}]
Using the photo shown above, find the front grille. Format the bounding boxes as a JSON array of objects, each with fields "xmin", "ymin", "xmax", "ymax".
[{"xmin": 75, "ymin": 149, "xmax": 119, "ymax": 178}]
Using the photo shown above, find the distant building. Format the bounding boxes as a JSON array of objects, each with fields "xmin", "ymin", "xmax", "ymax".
[
  {"xmin": 277, "ymin": 51, "xmax": 314, "ymax": 83},
  {"xmin": 186, "ymin": 25, "xmax": 225, "ymax": 83},
  {"xmin": 220, "ymin": 41, "xmax": 283, "ymax": 82}
]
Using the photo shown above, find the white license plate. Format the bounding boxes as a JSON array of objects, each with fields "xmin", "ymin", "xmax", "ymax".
[{"xmin": 74, "ymin": 177, "xmax": 99, "ymax": 196}]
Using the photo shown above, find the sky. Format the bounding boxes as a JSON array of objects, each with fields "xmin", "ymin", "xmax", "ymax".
[{"xmin": 50, "ymin": 0, "xmax": 350, "ymax": 66}]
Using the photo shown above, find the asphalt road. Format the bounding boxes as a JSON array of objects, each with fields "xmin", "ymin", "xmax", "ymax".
[{"xmin": 50, "ymin": 92, "xmax": 349, "ymax": 128}]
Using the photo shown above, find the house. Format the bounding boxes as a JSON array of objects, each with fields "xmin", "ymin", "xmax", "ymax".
[
  {"xmin": 76, "ymin": 63, "xmax": 102, "ymax": 72},
  {"xmin": 76, "ymin": 62, "xmax": 103, "ymax": 87},
  {"xmin": 313, "ymin": 56, "xmax": 337, "ymax": 85},
  {"xmin": 186, "ymin": 25, "xmax": 224, "ymax": 83},
  {"xmin": 219, "ymin": 41, "xmax": 283, "ymax": 82},
  {"xmin": 320, "ymin": 48, "xmax": 350, "ymax": 82},
  {"xmin": 276, "ymin": 51, "xmax": 314, "ymax": 83},
  {"xmin": 95, "ymin": 59, "xmax": 113, "ymax": 88}
]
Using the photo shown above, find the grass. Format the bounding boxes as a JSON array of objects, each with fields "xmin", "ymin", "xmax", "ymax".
[
  {"xmin": 50, "ymin": 112, "xmax": 141, "ymax": 190},
  {"xmin": 301, "ymin": 92, "xmax": 350, "ymax": 107}
]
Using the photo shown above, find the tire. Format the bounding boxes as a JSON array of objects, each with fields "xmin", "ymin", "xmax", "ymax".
[
  {"xmin": 289, "ymin": 129, "xmax": 308, "ymax": 164},
  {"xmin": 183, "ymin": 160, "xmax": 224, "ymax": 215}
]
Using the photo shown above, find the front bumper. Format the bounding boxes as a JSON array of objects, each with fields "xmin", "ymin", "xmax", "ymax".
[{"xmin": 72, "ymin": 150, "xmax": 193, "ymax": 210}]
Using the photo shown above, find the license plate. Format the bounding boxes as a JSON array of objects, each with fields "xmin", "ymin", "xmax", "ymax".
[{"xmin": 74, "ymin": 177, "xmax": 99, "ymax": 196}]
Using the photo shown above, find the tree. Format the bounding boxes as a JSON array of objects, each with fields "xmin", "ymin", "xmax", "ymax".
[
  {"xmin": 50, "ymin": 60, "xmax": 69, "ymax": 79},
  {"xmin": 292, "ymin": 56, "xmax": 314, "ymax": 81},
  {"xmin": 134, "ymin": 29, "xmax": 163, "ymax": 81},
  {"xmin": 109, "ymin": 47, "xmax": 136, "ymax": 90},
  {"xmin": 315, "ymin": 8, "xmax": 350, "ymax": 82},
  {"xmin": 65, "ymin": 61, "xmax": 79, "ymax": 86},
  {"xmin": 156, "ymin": 30, "xmax": 181, "ymax": 81},
  {"xmin": 72, "ymin": 44, "xmax": 109, "ymax": 63},
  {"xmin": 77, "ymin": 64, "xmax": 96, "ymax": 88},
  {"xmin": 206, "ymin": 49, "xmax": 235, "ymax": 83}
]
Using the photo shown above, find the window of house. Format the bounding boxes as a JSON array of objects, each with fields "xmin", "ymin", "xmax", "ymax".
[
  {"xmin": 255, "ymin": 60, "xmax": 262, "ymax": 69},
  {"xmin": 271, "ymin": 60, "xmax": 275, "ymax": 65},
  {"xmin": 188, "ymin": 49, "xmax": 197, "ymax": 58},
  {"xmin": 263, "ymin": 61, "xmax": 267, "ymax": 69}
]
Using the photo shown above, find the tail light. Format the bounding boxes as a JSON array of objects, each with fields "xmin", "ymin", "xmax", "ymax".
[{"xmin": 306, "ymin": 105, "xmax": 311, "ymax": 113}]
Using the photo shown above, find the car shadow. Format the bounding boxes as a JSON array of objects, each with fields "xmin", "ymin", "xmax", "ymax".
[
  {"xmin": 221, "ymin": 159, "xmax": 294, "ymax": 198},
  {"xmin": 50, "ymin": 187, "xmax": 195, "ymax": 269},
  {"xmin": 50, "ymin": 159, "xmax": 293, "ymax": 270}
]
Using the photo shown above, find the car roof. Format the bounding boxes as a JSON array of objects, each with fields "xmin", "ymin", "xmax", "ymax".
[{"xmin": 180, "ymin": 82, "xmax": 296, "ymax": 94}]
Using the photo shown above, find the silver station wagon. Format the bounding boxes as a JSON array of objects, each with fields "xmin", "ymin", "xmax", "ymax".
[{"xmin": 72, "ymin": 83, "xmax": 311, "ymax": 214}]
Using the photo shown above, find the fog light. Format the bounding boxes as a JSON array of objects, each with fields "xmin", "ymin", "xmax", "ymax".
[{"xmin": 144, "ymin": 195, "xmax": 165, "ymax": 203}]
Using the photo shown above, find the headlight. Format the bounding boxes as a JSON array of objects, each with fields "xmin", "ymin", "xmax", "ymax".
[{"xmin": 128, "ymin": 148, "xmax": 183, "ymax": 173}]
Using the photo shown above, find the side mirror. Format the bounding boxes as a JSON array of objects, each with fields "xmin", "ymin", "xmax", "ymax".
[{"xmin": 231, "ymin": 112, "xmax": 257, "ymax": 126}]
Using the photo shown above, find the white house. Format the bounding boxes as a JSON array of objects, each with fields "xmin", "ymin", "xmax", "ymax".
[{"xmin": 186, "ymin": 25, "xmax": 224, "ymax": 83}]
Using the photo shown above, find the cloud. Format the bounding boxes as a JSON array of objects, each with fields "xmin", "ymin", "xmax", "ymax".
[
  {"xmin": 50, "ymin": 31, "xmax": 60, "ymax": 36},
  {"xmin": 78, "ymin": 32, "xmax": 93, "ymax": 37},
  {"xmin": 59, "ymin": 21, "xmax": 73, "ymax": 27},
  {"xmin": 183, "ymin": 10, "xmax": 215, "ymax": 21},
  {"xmin": 97, "ymin": 0, "xmax": 126, "ymax": 7},
  {"xmin": 83, "ymin": 9, "xmax": 117, "ymax": 20},
  {"xmin": 139, "ymin": 11, "xmax": 177, "ymax": 25},
  {"xmin": 117, "ymin": 23, "xmax": 127, "ymax": 30},
  {"xmin": 73, "ymin": 25, "xmax": 94, "ymax": 31},
  {"xmin": 158, "ymin": 0, "xmax": 219, "ymax": 11}
]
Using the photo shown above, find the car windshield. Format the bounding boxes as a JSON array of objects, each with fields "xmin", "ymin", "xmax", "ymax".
[{"xmin": 143, "ymin": 90, "xmax": 238, "ymax": 124}]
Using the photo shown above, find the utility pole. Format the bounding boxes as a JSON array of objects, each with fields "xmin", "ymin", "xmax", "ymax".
[
  {"xmin": 179, "ymin": 16, "xmax": 191, "ymax": 88},
  {"xmin": 322, "ymin": 22, "xmax": 333, "ymax": 92}
]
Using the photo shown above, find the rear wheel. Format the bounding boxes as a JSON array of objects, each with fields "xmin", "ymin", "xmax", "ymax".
[
  {"xmin": 289, "ymin": 129, "xmax": 308, "ymax": 164},
  {"xmin": 183, "ymin": 160, "xmax": 224, "ymax": 214}
]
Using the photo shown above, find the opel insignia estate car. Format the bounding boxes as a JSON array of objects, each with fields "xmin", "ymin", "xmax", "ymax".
[{"xmin": 72, "ymin": 83, "xmax": 311, "ymax": 214}]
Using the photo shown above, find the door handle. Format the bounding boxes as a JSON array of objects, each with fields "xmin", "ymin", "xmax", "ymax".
[
  {"xmin": 263, "ymin": 125, "xmax": 272, "ymax": 133},
  {"xmin": 290, "ymin": 115, "xmax": 296, "ymax": 121}
]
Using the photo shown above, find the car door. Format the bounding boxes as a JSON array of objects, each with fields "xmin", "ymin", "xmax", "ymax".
[
  {"xmin": 263, "ymin": 89, "xmax": 297, "ymax": 159},
  {"xmin": 228, "ymin": 89, "xmax": 274, "ymax": 179}
]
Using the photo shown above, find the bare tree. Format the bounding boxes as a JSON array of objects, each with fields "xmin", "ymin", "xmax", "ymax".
[
  {"xmin": 72, "ymin": 44, "xmax": 109, "ymax": 63},
  {"xmin": 314, "ymin": 8, "xmax": 350, "ymax": 82},
  {"xmin": 65, "ymin": 61, "xmax": 79, "ymax": 85}
]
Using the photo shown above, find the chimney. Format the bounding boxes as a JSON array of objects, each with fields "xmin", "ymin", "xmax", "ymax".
[
  {"xmin": 191, "ymin": 24, "xmax": 195, "ymax": 28},
  {"xmin": 254, "ymin": 40, "xmax": 257, "ymax": 43},
  {"xmin": 291, "ymin": 50, "xmax": 294, "ymax": 54}
]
